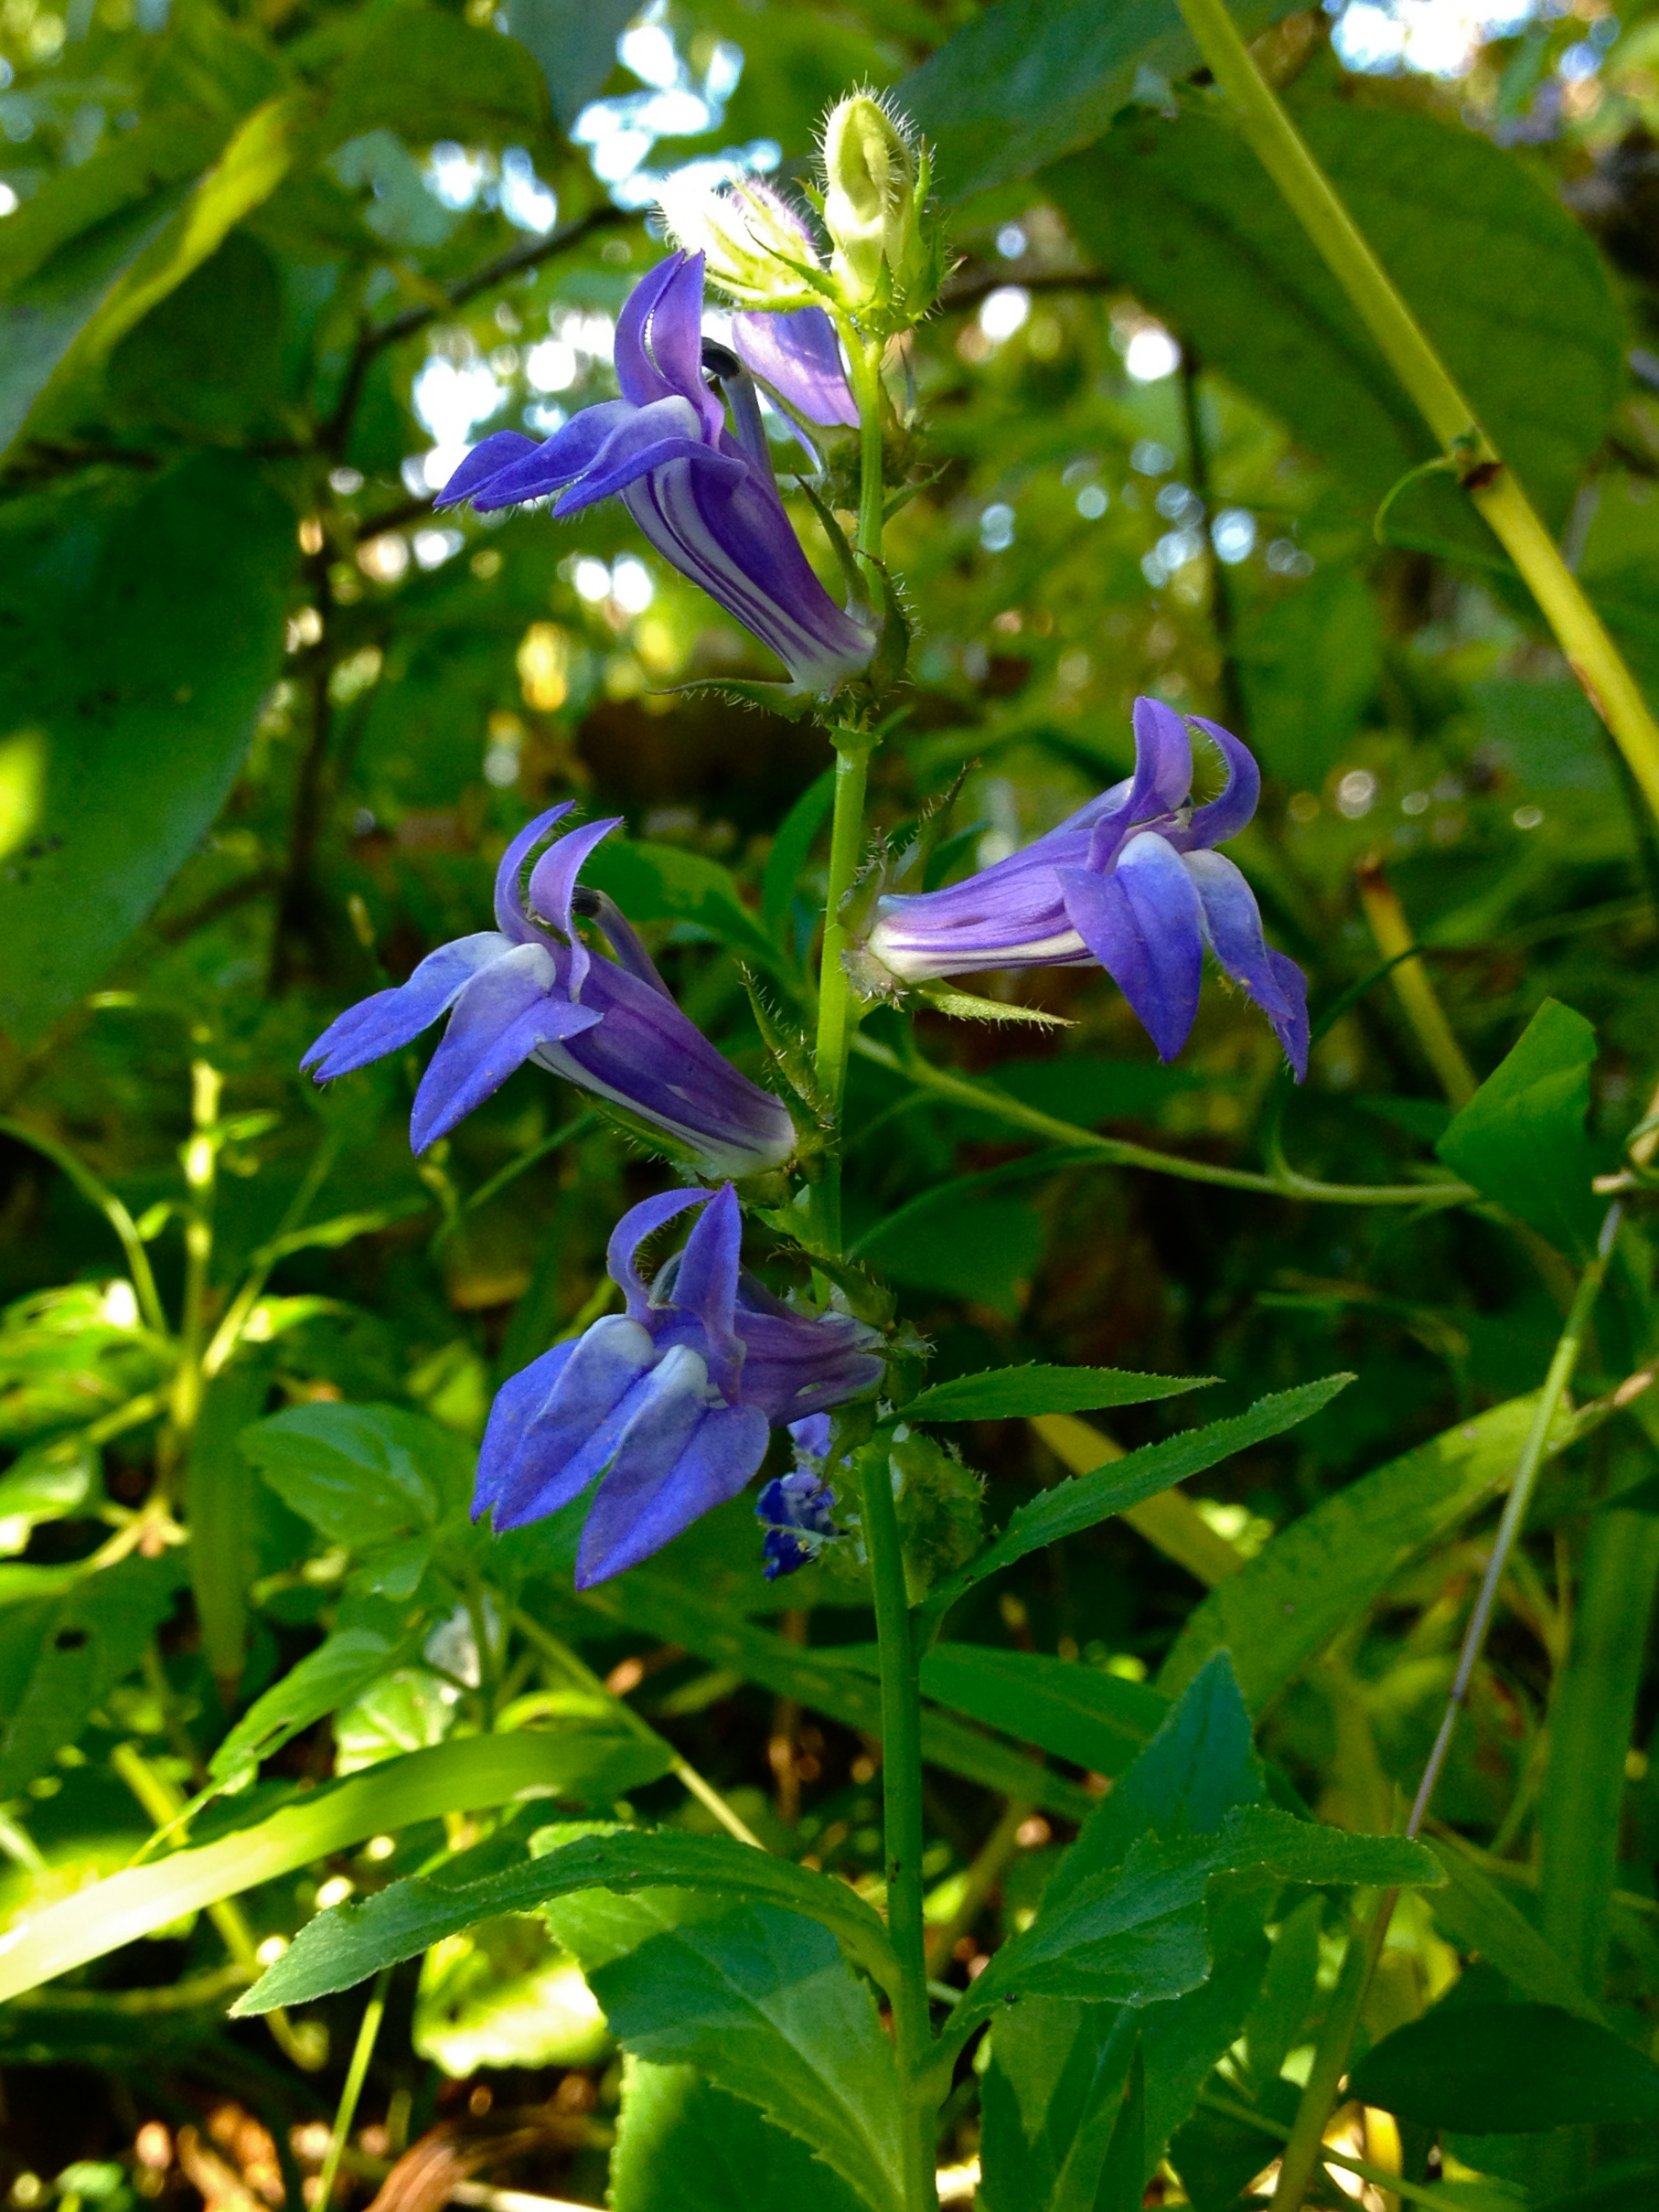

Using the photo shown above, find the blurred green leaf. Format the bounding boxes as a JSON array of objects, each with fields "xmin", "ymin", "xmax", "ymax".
[
  {"xmin": 862, "ymin": 1194, "xmax": 1045, "ymax": 1320},
  {"xmin": 918, "ymin": 1644, "xmax": 1169, "ymax": 1779},
  {"xmin": 1236, "ymin": 570, "xmax": 1384, "ymax": 790},
  {"xmin": 902, "ymin": 0, "xmax": 1303, "ymax": 204},
  {"xmin": 1428, "ymin": 1840, "xmax": 1609, "ymax": 2026},
  {"xmin": 612, "ymin": 2060, "xmax": 868, "ymax": 2212},
  {"xmin": 1047, "ymin": 103, "xmax": 1625, "ymax": 530},
  {"xmin": 208, "ymin": 1609, "xmax": 424, "ymax": 1790},
  {"xmin": 582, "ymin": 837, "xmax": 791, "ymax": 980},
  {"xmin": 1435, "ymin": 999, "xmax": 1603, "ymax": 1259},
  {"xmin": 0, "ymin": 1435, "xmax": 98, "ymax": 1556},
  {"xmin": 0, "ymin": 454, "xmax": 295, "ymax": 1040},
  {"xmin": 0, "ymin": 1555, "xmax": 183, "ymax": 1801},
  {"xmin": 241, "ymin": 1401, "xmax": 474, "ymax": 1547},
  {"xmin": 1160, "ymin": 1387, "xmax": 1590, "ymax": 1708},
  {"xmin": 1350, "ymin": 2001, "xmax": 1659, "ymax": 2132},
  {"xmin": 0, "ymin": 1732, "xmax": 674, "ymax": 2004},
  {"xmin": 326, "ymin": 5, "xmax": 551, "ymax": 144},
  {"xmin": 503, "ymin": 0, "xmax": 638, "ymax": 130},
  {"xmin": 414, "ymin": 1913, "xmax": 611, "ymax": 2075}
]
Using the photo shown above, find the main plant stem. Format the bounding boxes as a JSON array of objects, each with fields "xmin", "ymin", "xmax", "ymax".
[
  {"xmin": 1173, "ymin": 0, "xmax": 1659, "ymax": 823},
  {"xmin": 858, "ymin": 1443, "xmax": 937, "ymax": 2210},
  {"xmin": 818, "ymin": 327, "xmax": 935, "ymax": 2206}
]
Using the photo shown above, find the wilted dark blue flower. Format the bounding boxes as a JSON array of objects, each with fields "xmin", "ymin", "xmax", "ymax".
[
  {"xmin": 474, "ymin": 1187, "xmax": 883, "ymax": 1587},
  {"xmin": 862, "ymin": 698, "xmax": 1309, "ymax": 1076},
  {"xmin": 435, "ymin": 252, "xmax": 873, "ymax": 695},
  {"xmin": 302, "ymin": 804, "xmax": 796, "ymax": 1178},
  {"xmin": 756, "ymin": 1413, "xmax": 842, "ymax": 1579}
]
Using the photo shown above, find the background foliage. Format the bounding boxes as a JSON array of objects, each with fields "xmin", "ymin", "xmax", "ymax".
[{"xmin": 4, "ymin": 0, "xmax": 1659, "ymax": 2204}]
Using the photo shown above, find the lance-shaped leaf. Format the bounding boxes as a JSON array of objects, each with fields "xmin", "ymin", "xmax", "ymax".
[
  {"xmin": 0, "ymin": 1733, "xmax": 673, "ymax": 2004},
  {"xmin": 920, "ymin": 1376, "xmax": 1352, "ymax": 1626},
  {"xmin": 896, "ymin": 1363, "xmax": 1209, "ymax": 1427},
  {"xmin": 234, "ymin": 1826, "xmax": 899, "ymax": 2014},
  {"xmin": 1436, "ymin": 998, "xmax": 1603, "ymax": 1260},
  {"xmin": 611, "ymin": 2060, "xmax": 869, "ymax": 2212}
]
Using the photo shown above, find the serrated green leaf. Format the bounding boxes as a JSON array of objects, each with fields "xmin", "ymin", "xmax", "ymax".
[
  {"xmin": 582, "ymin": 838, "xmax": 792, "ymax": 981},
  {"xmin": 922, "ymin": 1376, "xmax": 1352, "ymax": 1624},
  {"xmin": 612, "ymin": 2060, "xmax": 869, "ymax": 2212},
  {"xmin": 234, "ymin": 1825, "xmax": 898, "ymax": 2014},
  {"xmin": 590, "ymin": 1903, "xmax": 905, "ymax": 2212},
  {"xmin": 208, "ymin": 1618, "xmax": 421, "ymax": 1790},
  {"xmin": 900, "ymin": 1363, "xmax": 1208, "ymax": 1426}
]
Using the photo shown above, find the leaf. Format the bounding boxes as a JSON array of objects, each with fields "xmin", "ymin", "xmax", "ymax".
[
  {"xmin": 901, "ymin": 1363, "xmax": 1209, "ymax": 1426},
  {"xmin": 414, "ymin": 1914, "xmax": 611, "ymax": 2075},
  {"xmin": 579, "ymin": 1567, "xmax": 1097, "ymax": 1820},
  {"xmin": 979, "ymin": 2003, "xmax": 1140, "ymax": 2212},
  {"xmin": 1159, "ymin": 1388, "xmax": 1589, "ymax": 1710},
  {"xmin": 1032, "ymin": 1413, "xmax": 1248, "ymax": 1588},
  {"xmin": 861, "ymin": 1194, "xmax": 1048, "ymax": 1320},
  {"xmin": 326, "ymin": 5, "xmax": 551, "ymax": 144},
  {"xmin": 0, "ymin": 1434, "xmax": 97, "ymax": 1556},
  {"xmin": 582, "ymin": 838, "xmax": 791, "ymax": 981},
  {"xmin": 1435, "ymin": 999, "xmax": 1602, "ymax": 1260},
  {"xmin": 1046, "ymin": 103, "xmax": 1625, "ymax": 532},
  {"xmin": 208, "ymin": 1616, "xmax": 423, "ymax": 1791},
  {"xmin": 235, "ymin": 1826, "xmax": 898, "ymax": 2014},
  {"xmin": 5, "ymin": 91, "xmax": 314, "ymax": 460},
  {"xmin": 612, "ymin": 2060, "xmax": 869, "ymax": 2212},
  {"xmin": 922, "ymin": 1376, "xmax": 1352, "ymax": 1624},
  {"xmin": 186, "ymin": 1360, "xmax": 272, "ymax": 1703},
  {"xmin": 918, "ymin": 1645, "xmax": 1169, "ymax": 1779},
  {"xmin": 763, "ymin": 768, "xmax": 835, "ymax": 952},
  {"xmin": 962, "ymin": 1806, "xmax": 1437, "ymax": 2022},
  {"xmin": 1236, "ymin": 570, "xmax": 1384, "ymax": 790},
  {"xmin": 1428, "ymin": 1839, "xmax": 1609, "ymax": 2026},
  {"xmin": 0, "ymin": 1555, "xmax": 183, "ymax": 1801},
  {"xmin": 240, "ymin": 1401, "xmax": 475, "ymax": 1548},
  {"xmin": 1349, "ymin": 2001, "xmax": 1659, "ymax": 2132},
  {"xmin": 0, "ymin": 454, "xmax": 296, "ymax": 1040},
  {"xmin": 899, "ymin": 0, "xmax": 1304, "ymax": 204},
  {"xmin": 589, "ymin": 1902, "xmax": 906, "ymax": 2212},
  {"xmin": 0, "ymin": 1732, "xmax": 674, "ymax": 2005}
]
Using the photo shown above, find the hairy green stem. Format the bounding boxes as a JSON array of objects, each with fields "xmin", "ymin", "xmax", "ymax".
[
  {"xmin": 856, "ymin": 1443, "xmax": 935, "ymax": 2211},
  {"xmin": 1173, "ymin": 0, "xmax": 1659, "ymax": 819},
  {"xmin": 1271, "ymin": 1204, "xmax": 1620, "ymax": 2211}
]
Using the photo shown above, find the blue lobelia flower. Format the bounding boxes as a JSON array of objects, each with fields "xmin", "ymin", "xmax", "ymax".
[
  {"xmin": 861, "ymin": 697, "xmax": 1310, "ymax": 1076},
  {"xmin": 475, "ymin": 1186, "xmax": 883, "ymax": 1587},
  {"xmin": 755, "ymin": 1413, "xmax": 842, "ymax": 1579},
  {"xmin": 302, "ymin": 804, "xmax": 796, "ymax": 1178},
  {"xmin": 434, "ymin": 251, "xmax": 873, "ymax": 696}
]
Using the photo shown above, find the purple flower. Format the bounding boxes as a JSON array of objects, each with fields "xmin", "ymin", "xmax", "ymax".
[
  {"xmin": 475, "ymin": 1187, "xmax": 883, "ymax": 1587},
  {"xmin": 435, "ymin": 252, "xmax": 873, "ymax": 695},
  {"xmin": 755, "ymin": 1415, "xmax": 842, "ymax": 1579},
  {"xmin": 302, "ymin": 805, "xmax": 796, "ymax": 1178},
  {"xmin": 862, "ymin": 699, "xmax": 1309, "ymax": 1076}
]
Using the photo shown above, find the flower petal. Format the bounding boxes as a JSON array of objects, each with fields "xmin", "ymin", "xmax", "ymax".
[
  {"xmin": 1183, "ymin": 850, "xmax": 1309, "ymax": 1079},
  {"xmin": 1129, "ymin": 695, "xmax": 1196, "ymax": 817},
  {"xmin": 486, "ymin": 1315, "xmax": 659, "ymax": 1529},
  {"xmin": 526, "ymin": 816, "xmax": 624, "ymax": 998},
  {"xmin": 433, "ymin": 431, "xmax": 540, "ymax": 510},
  {"xmin": 615, "ymin": 253, "xmax": 687, "ymax": 410},
  {"xmin": 639, "ymin": 251, "xmax": 726, "ymax": 442},
  {"xmin": 731, "ymin": 308, "xmax": 858, "ymax": 429},
  {"xmin": 493, "ymin": 801, "xmax": 578, "ymax": 936},
  {"xmin": 1184, "ymin": 716, "xmax": 1261, "ymax": 849},
  {"xmin": 1059, "ymin": 830, "xmax": 1205, "ymax": 1062},
  {"xmin": 473, "ymin": 1338, "xmax": 577, "ymax": 1520},
  {"xmin": 439, "ymin": 406, "xmax": 635, "ymax": 512},
  {"xmin": 577, "ymin": 1370, "xmax": 770, "ymax": 1584},
  {"xmin": 551, "ymin": 403, "xmax": 746, "ymax": 518},
  {"xmin": 410, "ymin": 942, "xmax": 599, "ymax": 1150},
  {"xmin": 607, "ymin": 1187, "xmax": 714, "ymax": 1326},
  {"xmin": 663, "ymin": 1181, "xmax": 745, "ymax": 1396},
  {"xmin": 302, "ymin": 933, "xmax": 510, "ymax": 1080}
]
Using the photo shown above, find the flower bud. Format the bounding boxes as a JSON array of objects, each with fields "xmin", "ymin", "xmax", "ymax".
[
  {"xmin": 657, "ymin": 175, "xmax": 824, "ymax": 311},
  {"xmin": 819, "ymin": 94, "xmax": 934, "ymax": 319}
]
